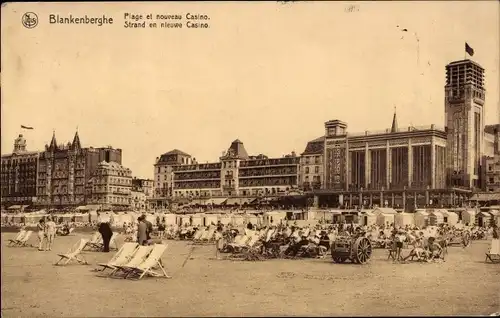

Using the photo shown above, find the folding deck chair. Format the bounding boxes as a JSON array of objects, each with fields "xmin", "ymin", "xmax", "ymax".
[
  {"xmin": 55, "ymin": 238, "xmax": 89, "ymax": 266},
  {"xmin": 485, "ymin": 239, "xmax": 500, "ymax": 264},
  {"xmin": 7, "ymin": 230, "xmax": 27, "ymax": 247},
  {"xmin": 109, "ymin": 245, "xmax": 153, "ymax": 277},
  {"xmin": 192, "ymin": 228, "xmax": 205, "ymax": 242},
  {"xmin": 124, "ymin": 244, "xmax": 171, "ymax": 280},
  {"xmin": 97, "ymin": 242, "xmax": 139, "ymax": 273},
  {"xmin": 14, "ymin": 230, "xmax": 33, "ymax": 247},
  {"xmin": 83, "ymin": 232, "xmax": 102, "ymax": 251}
]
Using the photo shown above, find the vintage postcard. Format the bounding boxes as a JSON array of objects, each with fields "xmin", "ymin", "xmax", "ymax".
[{"xmin": 1, "ymin": 1, "xmax": 499, "ymax": 317}]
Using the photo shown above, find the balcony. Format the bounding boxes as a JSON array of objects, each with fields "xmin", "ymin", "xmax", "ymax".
[{"xmin": 222, "ymin": 185, "xmax": 235, "ymax": 191}]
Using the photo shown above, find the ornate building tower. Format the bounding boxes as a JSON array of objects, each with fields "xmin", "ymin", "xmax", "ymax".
[{"xmin": 444, "ymin": 59, "xmax": 485, "ymax": 189}]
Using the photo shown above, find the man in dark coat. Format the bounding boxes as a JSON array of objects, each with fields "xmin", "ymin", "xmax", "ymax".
[
  {"xmin": 98, "ymin": 221, "xmax": 113, "ymax": 252},
  {"xmin": 142, "ymin": 214, "xmax": 154, "ymax": 240}
]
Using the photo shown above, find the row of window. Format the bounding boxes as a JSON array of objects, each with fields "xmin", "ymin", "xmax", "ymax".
[{"xmin": 304, "ymin": 166, "xmax": 320, "ymax": 174}]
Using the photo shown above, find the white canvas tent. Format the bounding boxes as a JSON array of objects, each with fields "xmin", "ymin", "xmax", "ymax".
[
  {"xmin": 429, "ymin": 210, "xmax": 445, "ymax": 226},
  {"xmin": 394, "ymin": 212, "xmax": 415, "ymax": 228},
  {"xmin": 441, "ymin": 210, "xmax": 459, "ymax": 226},
  {"xmin": 461, "ymin": 210, "xmax": 476, "ymax": 225},
  {"xmin": 360, "ymin": 211, "xmax": 376, "ymax": 227},
  {"xmin": 414, "ymin": 210, "xmax": 429, "ymax": 228}
]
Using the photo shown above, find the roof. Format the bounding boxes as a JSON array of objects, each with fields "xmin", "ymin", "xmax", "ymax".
[
  {"xmin": 162, "ymin": 149, "xmax": 191, "ymax": 157},
  {"xmin": 301, "ymin": 136, "xmax": 325, "ymax": 155},
  {"xmin": 223, "ymin": 139, "xmax": 249, "ymax": 159}
]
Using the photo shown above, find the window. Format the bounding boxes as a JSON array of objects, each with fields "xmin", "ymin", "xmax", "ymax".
[
  {"xmin": 305, "ymin": 167, "xmax": 309, "ymax": 174},
  {"xmin": 489, "ymin": 178, "xmax": 495, "ymax": 183},
  {"xmin": 315, "ymin": 166, "xmax": 319, "ymax": 173}
]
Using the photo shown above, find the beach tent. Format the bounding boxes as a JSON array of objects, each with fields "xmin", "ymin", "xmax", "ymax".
[
  {"xmin": 204, "ymin": 214, "xmax": 218, "ymax": 226},
  {"xmin": 231, "ymin": 214, "xmax": 245, "ymax": 226},
  {"xmin": 394, "ymin": 212, "xmax": 415, "ymax": 228},
  {"xmin": 461, "ymin": 210, "xmax": 476, "ymax": 226},
  {"xmin": 162, "ymin": 213, "xmax": 177, "ymax": 225},
  {"xmin": 191, "ymin": 213, "xmax": 204, "ymax": 226},
  {"xmin": 477, "ymin": 212, "xmax": 491, "ymax": 227},
  {"xmin": 414, "ymin": 210, "xmax": 430, "ymax": 228},
  {"xmin": 489, "ymin": 210, "xmax": 499, "ymax": 226},
  {"xmin": 429, "ymin": 210, "xmax": 445, "ymax": 226},
  {"xmin": 219, "ymin": 214, "xmax": 231, "ymax": 225},
  {"xmin": 360, "ymin": 211, "xmax": 376, "ymax": 227},
  {"xmin": 441, "ymin": 210, "xmax": 459, "ymax": 226}
]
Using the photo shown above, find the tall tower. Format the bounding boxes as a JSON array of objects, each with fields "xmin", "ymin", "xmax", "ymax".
[
  {"xmin": 444, "ymin": 59, "xmax": 485, "ymax": 189},
  {"xmin": 13, "ymin": 134, "xmax": 27, "ymax": 153}
]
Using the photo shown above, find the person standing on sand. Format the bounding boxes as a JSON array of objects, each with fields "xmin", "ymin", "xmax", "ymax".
[
  {"xmin": 45, "ymin": 216, "xmax": 57, "ymax": 251},
  {"xmin": 137, "ymin": 216, "xmax": 148, "ymax": 246},
  {"xmin": 37, "ymin": 219, "xmax": 46, "ymax": 251},
  {"xmin": 98, "ymin": 221, "xmax": 113, "ymax": 252}
]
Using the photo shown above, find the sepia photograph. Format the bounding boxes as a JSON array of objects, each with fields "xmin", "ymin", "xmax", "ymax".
[{"xmin": 1, "ymin": 1, "xmax": 499, "ymax": 317}]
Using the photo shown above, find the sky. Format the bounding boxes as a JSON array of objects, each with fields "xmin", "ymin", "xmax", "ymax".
[{"xmin": 1, "ymin": 1, "xmax": 499, "ymax": 179}]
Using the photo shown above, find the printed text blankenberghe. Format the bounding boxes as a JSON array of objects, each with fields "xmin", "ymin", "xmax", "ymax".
[{"xmin": 49, "ymin": 14, "xmax": 114, "ymax": 26}]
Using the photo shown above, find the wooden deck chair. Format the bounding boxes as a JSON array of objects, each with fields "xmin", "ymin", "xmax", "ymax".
[
  {"xmin": 83, "ymin": 232, "xmax": 101, "ymax": 251},
  {"xmin": 485, "ymin": 239, "xmax": 500, "ymax": 264},
  {"xmin": 124, "ymin": 244, "xmax": 171, "ymax": 280},
  {"xmin": 7, "ymin": 230, "xmax": 27, "ymax": 247},
  {"xmin": 198, "ymin": 228, "xmax": 211, "ymax": 241},
  {"xmin": 55, "ymin": 239, "xmax": 89, "ymax": 266},
  {"xmin": 238, "ymin": 235, "xmax": 261, "ymax": 253},
  {"xmin": 109, "ymin": 245, "xmax": 153, "ymax": 277},
  {"xmin": 193, "ymin": 228, "xmax": 205, "ymax": 241},
  {"xmin": 15, "ymin": 231, "xmax": 33, "ymax": 247},
  {"xmin": 97, "ymin": 242, "xmax": 139, "ymax": 272},
  {"xmin": 108, "ymin": 233, "xmax": 119, "ymax": 250},
  {"xmin": 202, "ymin": 227, "xmax": 216, "ymax": 242}
]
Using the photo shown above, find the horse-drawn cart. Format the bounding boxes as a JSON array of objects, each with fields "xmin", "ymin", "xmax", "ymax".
[{"xmin": 331, "ymin": 235, "xmax": 372, "ymax": 264}]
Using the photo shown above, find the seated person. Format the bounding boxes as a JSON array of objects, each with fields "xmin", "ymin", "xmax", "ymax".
[
  {"xmin": 403, "ymin": 236, "xmax": 426, "ymax": 261},
  {"xmin": 425, "ymin": 237, "xmax": 443, "ymax": 261}
]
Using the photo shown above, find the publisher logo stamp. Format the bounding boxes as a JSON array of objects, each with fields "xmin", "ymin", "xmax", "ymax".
[{"xmin": 22, "ymin": 12, "xmax": 38, "ymax": 29}]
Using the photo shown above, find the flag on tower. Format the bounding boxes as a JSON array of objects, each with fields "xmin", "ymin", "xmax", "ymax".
[
  {"xmin": 21, "ymin": 125, "xmax": 34, "ymax": 130},
  {"xmin": 465, "ymin": 42, "xmax": 474, "ymax": 57}
]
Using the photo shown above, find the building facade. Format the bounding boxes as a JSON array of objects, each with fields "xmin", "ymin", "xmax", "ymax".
[
  {"xmin": 300, "ymin": 137, "xmax": 324, "ymax": 191},
  {"xmin": 302, "ymin": 59, "xmax": 498, "ymax": 209},
  {"xmin": 444, "ymin": 60, "xmax": 486, "ymax": 189},
  {"xmin": 87, "ymin": 161, "xmax": 132, "ymax": 209},
  {"xmin": 483, "ymin": 155, "xmax": 500, "ymax": 192},
  {"xmin": 36, "ymin": 131, "xmax": 123, "ymax": 207},
  {"xmin": 0, "ymin": 135, "xmax": 39, "ymax": 208},
  {"xmin": 152, "ymin": 140, "xmax": 300, "ymax": 201}
]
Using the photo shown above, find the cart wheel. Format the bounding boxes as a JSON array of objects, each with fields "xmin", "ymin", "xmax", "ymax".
[
  {"xmin": 353, "ymin": 237, "xmax": 372, "ymax": 264},
  {"xmin": 462, "ymin": 232, "xmax": 471, "ymax": 247}
]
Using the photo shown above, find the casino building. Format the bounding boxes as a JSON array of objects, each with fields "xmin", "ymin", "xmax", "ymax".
[
  {"xmin": 152, "ymin": 140, "xmax": 300, "ymax": 205},
  {"xmin": 305, "ymin": 59, "xmax": 498, "ymax": 210}
]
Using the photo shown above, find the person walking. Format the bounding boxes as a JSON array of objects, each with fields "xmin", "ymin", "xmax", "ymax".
[
  {"xmin": 98, "ymin": 221, "xmax": 113, "ymax": 252},
  {"xmin": 37, "ymin": 219, "xmax": 46, "ymax": 251},
  {"xmin": 142, "ymin": 214, "xmax": 153, "ymax": 240},
  {"xmin": 45, "ymin": 216, "xmax": 57, "ymax": 251}
]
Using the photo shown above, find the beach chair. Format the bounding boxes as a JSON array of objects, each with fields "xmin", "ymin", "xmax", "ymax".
[
  {"xmin": 15, "ymin": 230, "xmax": 33, "ymax": 247},
  {"xmin": 55, "ymin": 238, "xmax": 89, "ymax": 266},
  {"xmin": 192, "ymin": 228, "xmax": 205, "ymax": 241},
  {"xmin": 124, "ymin": 244, "xmax": 171, "ymax": 280},
  {"xmin": 238, "ymin": 235, "xmax": 261, "ymax": 253},
  {"xmin": 109, "ymin": 245, "xmax": 153, "ymax": 277},
  {"xmin": 201, "ymin": 227, "xmax": 216, "ymax": 242},
  {"xmin": 227, "ymin": 235, "xmax": 253, "ymax": 253},
  {"xmin": 97, "ymin": 242, "xmax": 139, "ymax": 272},
  {"xmin": 7, "ymin": 230, "xmax": 27, "ymax": 247},
  {"xmin": 485, "ymin": 239, "xmax": 500, "ymax": 264},
  {"xmin": 83, "ymin": 232, "xmax": 102, "ymax": 251}
]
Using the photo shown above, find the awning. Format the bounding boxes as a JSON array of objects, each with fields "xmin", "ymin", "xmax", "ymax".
[
  {"xmin": 8, "ymin": 205, "xmax": 21, "ymax": 210},
  {"xmin": 241, "ymin": 198, "xmax": 257, "ymax": 205},
  {"xmin": 75, "ymin": 206, "xmax": 89, "ymax": 210},
  {"xmin": 225, "ymin": 198, "xmax": 240, "ymax": 205},
  {"xmin": 208, "ymin": 198, "xmax": 227, "ymax": 205},
  {"xmin": 470, "ymin": 193, "xmax": 500, "ymax": 201},
  {"xmin": 479, "ymin": 212, "xmax": 491, "ymax": 217},
  {"xmin": 191, "ymin": 199, "xmax": 208, "ymax": 205}
]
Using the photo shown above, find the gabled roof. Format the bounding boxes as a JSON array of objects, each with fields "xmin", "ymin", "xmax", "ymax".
[
  {"xmin": 224, "ymin": 139, "xmax": 249, "ymax": 159},
  {"xmin": 301, "ymin": 136, "xmax": 325, "ymax": 155}
]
